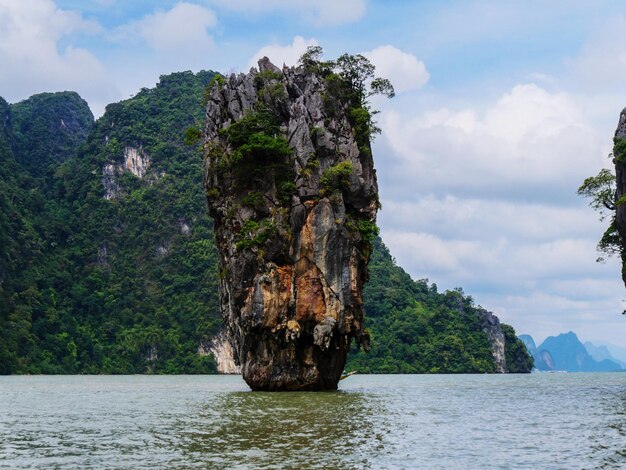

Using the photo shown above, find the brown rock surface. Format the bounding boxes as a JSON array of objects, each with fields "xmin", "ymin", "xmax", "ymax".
[{"xmin": 203, "ymin": 57, "xmax": 379, "ymax": 390}]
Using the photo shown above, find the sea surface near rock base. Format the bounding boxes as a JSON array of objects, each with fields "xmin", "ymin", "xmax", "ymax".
[{"xmin": 1, "ymin": 374, "xmax": 624, "ymax": 469}]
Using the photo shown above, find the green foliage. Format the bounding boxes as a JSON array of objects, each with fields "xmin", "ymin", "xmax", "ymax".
[
  {"xmin": 346, "ymin": 238, "xmax": 532, "ymax": 373},
  {"xmin": 299, "ymin": 46, "xmax": 394, "ymax": 145},
  {"xmin": 0, "ymin": 71, "xmax": 221, "ymax": 374},
  {"xmin": 277, "ymin": 180, "xmax": 296, "ymax": 206},
  {"xmin": 354, "ymin": 219, "xmax": 379, "ymax": 241},
  {"xmin": 184, "ymin": 126, "xmax": 202, "ymax": 146},
  {"xmin": 235, "ymin": 219, "xmax": 277, "ymax": 250},
  {"xmin": 220, "ymin": 109, "xmax": 281, "ymax": 147},
  {"xmin": 298, "ymin": 46, "xmax": 327, "ymax": 72},
  {"xmin": 241, "ymin": 191, "xmax": 264, "ymax": 209},
  {"xmin": 577, "ymin": 168, "xmax": 616, "ymax": 219},
  {"xmin": 597, "ymin": 220, "xmax": 621, "ymax": 260},
  {"xmin": 216, "ymin": 108, "xmax": 294, "ymax": 203},
  {"xmin": 578, "ymin": 153, "xmax": 621, "ymax": 261},
  {"xmin": 613, "ymin": 138, "xmax": 626, "ymax": 163},
  {"xmin": 320, "ymin": 161, "xmax": 353, "ymax": 194},
  {"xmin": 334, "ymin": 53, "xmax": 394, "ymax": 104},
  {"xmin": 502, "ymin": 324, "xmax": 534, "ymax": 372},
  {"xmin": 219, "ymin": 109, "xmax": 291, "ymax": 167},
  {"xmin": 235, "ymin": 132, "xmax": 291, "ymax": 163},
  {"xmin": 10, "ymin": 91, "xmax": 94, "ymax": 176},
  {"xmin": 202, "ymin": 74, "xmax": 225, "ymax": 105},
  {"xmin": 254, "ymin": 70, "xmax": 284, "ymax": 90}
]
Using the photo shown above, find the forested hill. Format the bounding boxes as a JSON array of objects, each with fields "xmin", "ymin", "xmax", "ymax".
[
  {"xmin": 347, "ymin": 239, "xmax": 532, "ymax": 373},
  {"xmin": 0, "ymin": 71, "xmax": 532, "ymax": 374},
  {"xmin": 11, "ymin": 92, "xmax": 94, "ymax": 176}
]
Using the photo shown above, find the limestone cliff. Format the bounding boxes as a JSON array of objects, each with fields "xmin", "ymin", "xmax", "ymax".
[
  {"xmin": 203, "ymin": 57, "xmax": 379, "ymax": 390},
  {"xmin": 479, "ymin": 309, "xmax": 507, "ymax": 373},
  {"xmin": 614, "ymin": 109, "xmax": 626, "ymax": 286}
]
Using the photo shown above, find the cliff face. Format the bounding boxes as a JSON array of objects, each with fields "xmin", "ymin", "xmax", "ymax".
[
  {"xmin": 204, "ymin": 58, "xmax": 379, "ymax": 390},
  {"xmin": 480, "ymin": 310, "xmax": 507, "ymax": 372},
  {"xmin": 614, "ymin": 109, "xmax": 626, "ymax": 286}
]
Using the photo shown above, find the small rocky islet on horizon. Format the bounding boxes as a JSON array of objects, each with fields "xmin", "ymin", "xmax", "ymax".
[{"xmin": 1, "ymin": 49, "xmax": 534, "ymax": 382}]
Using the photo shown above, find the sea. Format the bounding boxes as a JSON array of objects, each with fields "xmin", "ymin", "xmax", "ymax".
[{"xmin": 1, "ymin": 373, "xmax": 624, "ymax": 469}]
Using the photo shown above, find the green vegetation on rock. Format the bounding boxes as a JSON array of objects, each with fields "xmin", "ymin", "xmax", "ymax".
[{"xmin": 320, "ymin": 161, "xmax": 354, "ymax": 194}]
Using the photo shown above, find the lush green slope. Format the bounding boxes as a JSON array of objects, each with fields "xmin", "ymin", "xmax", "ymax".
[
  {"xmin": 349, "ymin": 239, "xmax": 532, "ymax": 373},
  {"xmin": 0, "ymin": 93, "xmax": 95, "ymax": 373},
  {"xmin": 0, "ymin": 73, "xmax": 532, "ymax": 374},
  {"xmin": 1, "ymin": 73, "xmax": 221, "ymax": 374},
  {"xmin": 11, "ymin": 92, "xmax": 94, "ymax": 176},
  {"xmin": 41, "ymin": 71, "xmax": 221, "ymax": 373}
]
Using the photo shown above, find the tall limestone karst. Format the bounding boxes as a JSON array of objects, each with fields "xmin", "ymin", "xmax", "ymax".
[
  {"xmin": 613, "ymin": 109, "xmax": 626, "ymax": 287},
  {"xmin": 204, "ymin": 55, "xmax": 385, "ymax": 390}
]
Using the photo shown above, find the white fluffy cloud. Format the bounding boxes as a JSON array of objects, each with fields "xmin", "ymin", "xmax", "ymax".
[
  {"xmin": 372, "ymin": 79, "xmax": 623, "ymax": 342},
  {"xmin": 247, "ymin": 36, "xmax": 317, "ymax": 70},
  {"xmin": 209, "ymin": 0, "xmax": 365, "ymax": 25},
  {"xmin": 381, "ymin": 83, "xmax": 605, "ymax": 198},
  {"xmin": 0, "ymin": 0, "xmax": 113, "ymax": 107},
  {"xmin": 364, "ymin": 45, "xmax": 429, "ymax": 93},
  {"xmin": 112, "ymin": 3, "xmax": 217, "ymax": 52}
]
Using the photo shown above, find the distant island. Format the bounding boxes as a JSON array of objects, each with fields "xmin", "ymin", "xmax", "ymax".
[{"xmin": 520, "ymin": 332, "xmax": 623, "ymax": 372}]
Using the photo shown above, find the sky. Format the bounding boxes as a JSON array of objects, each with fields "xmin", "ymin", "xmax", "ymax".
[{"xmin": 1, "ymin": 0, "xmax": 626, "ymax": 347}]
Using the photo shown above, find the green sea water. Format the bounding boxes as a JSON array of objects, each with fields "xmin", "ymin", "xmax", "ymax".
[{"xmin": 1, "ymin": 374, "xmax": 624, "ymax": 468}]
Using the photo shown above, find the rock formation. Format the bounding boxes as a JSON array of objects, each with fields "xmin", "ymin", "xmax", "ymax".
[
  {"xmin": 479, "ymin": 309, "xmax": 507, "ymax": 373},
  {"xmin": 203, "ymin": 57, "xmax": 379, "ymax": 390},
  {"xmin": 614, "ymin": 109, "xmax": 626, "ymax": 286}
]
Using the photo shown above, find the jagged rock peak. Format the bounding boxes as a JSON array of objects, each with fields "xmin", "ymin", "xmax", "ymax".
[
  {"xmin": 615, "ymin": 108, "xmax": 626, "ymax": 139},
  {"xmin": 203, "ymin": 56, "xmax": 380, "ymax": 390},
  {"xmin": 613, "ymin": 108, "xmax": 626, "ymax": 287}
]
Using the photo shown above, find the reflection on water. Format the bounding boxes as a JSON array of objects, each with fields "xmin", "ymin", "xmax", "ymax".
[
  {"xmin": 178, "ymin": 391, "xmax": 382, "ymax": 468},
  {"xmin": 1, "ymin": 374, "xmax": 626, "ymax": 469}
]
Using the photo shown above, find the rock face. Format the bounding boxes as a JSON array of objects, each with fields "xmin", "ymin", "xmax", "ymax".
[
  {"xmin": 614, "ymin": 109, "xmax": 626, "ymax": 286},
  {"xmin": 102, "ymin": 146, "xmax": 152, "ymax": 200},
  {"xmin": 208, "ymin": 332, "xmax": 242, "ymax": 374},
  {"xmin": 203, "ymin": 58, "xmax": 379, "ymax": 390},
  {"xmin": 479, "ymin": 309, "xmax": 507, "ymax": 373}
]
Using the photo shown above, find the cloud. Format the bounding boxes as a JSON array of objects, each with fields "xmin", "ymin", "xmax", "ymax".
[
  {"xmin": 484, "ymin": 287, "xmax": 624, "ymax": 347},
  {"xmin": 380, "ymin": 197, "xmax": 599, "ymax": 243},
  {"xmin": 371, "ymin": 79, "xmax": 623, "ymax": 343},
  {"xmin": 112, "ymin": 3, "xmax": 217, "ymax": 52},
  {"xmin": 0, "ymin": 0, "xmax": 114, "ymax": 110},
  {"xmin": 568, "ymin": 15, "xmax": 626, "ymax": 89},
  {"xmin": 209, "ymin": 0, "xmax": 365, "ymax": 26},
  {"xmin": 363, "ymin": 46, "xmax": 429, "ymax": 93},
  {"xmin": 247, "ymin": 36, "xmax": 317, "ymax": 70},
  {"xmin": 380, "ymin": 83, "xmax": 605, "ymax": 200}
]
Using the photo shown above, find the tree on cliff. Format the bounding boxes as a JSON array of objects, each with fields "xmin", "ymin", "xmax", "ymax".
[
  {"xmin": 299, "ymin": 46, "xmax": 394, "ymax": 143},
  {"xmin": 578, "ymin": 167, "xmax": 621, "ymax": 261},
  {"xmin": 578, "ymin": 136, "xmax": 626, "ymax": 313}
]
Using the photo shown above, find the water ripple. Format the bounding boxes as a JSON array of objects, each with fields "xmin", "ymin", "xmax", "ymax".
[{"xmin": 1, "ymin": 374, "xmax": 625, "ymax": 468}]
